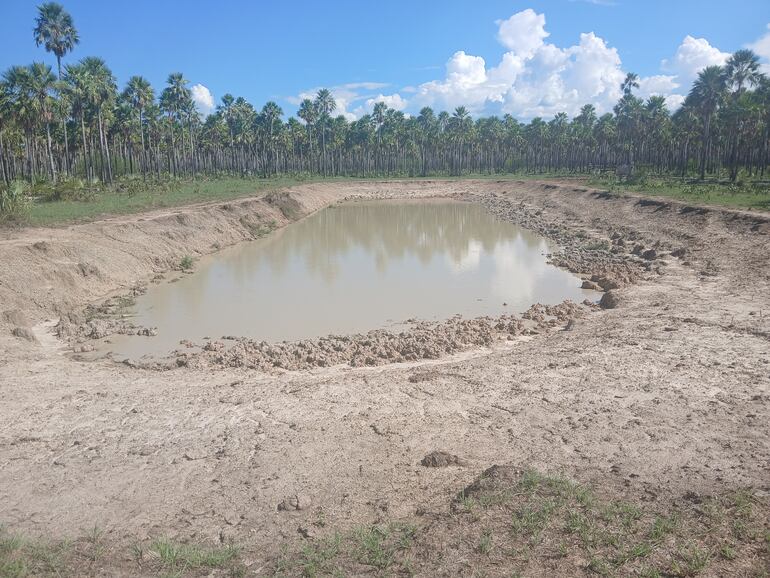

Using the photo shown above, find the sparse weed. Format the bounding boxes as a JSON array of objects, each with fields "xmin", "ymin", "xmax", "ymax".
[
  {"xmin": 670, "ymin": 544, "xmax": 711, "ymax": 576},
  {"xmin": 179, "ymin": 255, "xmax": 194, "ymax": 271},
  {"xmin": 148, "ymin": 537, "xmax": 240, "ymax": 572},
  {"xmin": 478, "ymin": 529, "xmax": 494, "ymax": 555}
]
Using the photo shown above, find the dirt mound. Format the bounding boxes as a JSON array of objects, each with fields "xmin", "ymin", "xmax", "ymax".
[
  {"xmin": 420, "ymin": 451, "xmax": 467, "ymax": 467},
  {"xmin": 166, "ymin": 301, "xmax": 587, "ymax": 372}
]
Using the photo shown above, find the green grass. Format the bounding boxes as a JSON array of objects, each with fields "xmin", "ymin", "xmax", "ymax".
[
  {"xmin": 20, "ymin": 175, "xmax": 322, "ymax": 227},
  {"xmin": 271, "ymin": 470, "xmax": 768, "ymax": 577},
  {"xmin": 5, "ymin": 171, "xmax": 767, "ymax": 228},
  {"xmin": 0, "ymin": 526, "xmax": 245, "ymax": 577},
  {"xmin": 275, "ymin": 522, "xmax": 417, "ymax": 577},
  {"xmin": 2, "ymin": 470, "xmax": 768, "ymax": 577},
  {"xmin": 178, "ymin": 256, "xmax": 194, "ymax": 271},
  {"xmin": 584, "ymin": 174, "xmax": 770, "ymax": 210},
  {"xmin": 143, "ymin": 537, "xmax": 242, "ymax": 574},
  {"xmin": 0, "ymin": 526, "xmax": 71, "ymax": 577}
]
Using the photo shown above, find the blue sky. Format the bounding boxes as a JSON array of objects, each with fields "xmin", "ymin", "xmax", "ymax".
[{"xmin": 2, "ymin": 0, "xmax": 770, "ymax": 120}]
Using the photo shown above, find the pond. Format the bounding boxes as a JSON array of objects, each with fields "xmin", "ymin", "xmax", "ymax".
[{"xmin": 103, "ymin": 199, "xmax": 595, "ymax": 360}]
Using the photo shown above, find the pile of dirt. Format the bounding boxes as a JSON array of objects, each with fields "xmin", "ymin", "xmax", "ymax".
[{"xmin": 163, "ymin": 301, "xmax": 590, "ymax": 372}]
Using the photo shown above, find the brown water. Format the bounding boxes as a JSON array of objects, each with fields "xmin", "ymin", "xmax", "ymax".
[{"xmin": 103, "ymin": 200, "xmax": 596, "ymax": 360}]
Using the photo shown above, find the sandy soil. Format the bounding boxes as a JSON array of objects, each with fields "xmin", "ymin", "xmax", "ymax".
[{"xmin": 1, "ymin": 180, "xmax": 769, "ymax": 573}]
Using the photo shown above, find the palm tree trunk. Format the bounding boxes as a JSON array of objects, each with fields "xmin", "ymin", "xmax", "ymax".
[
  {"xmin": 79, "ymin": 114, "xmax": 88, "ymax": 179},
  {"xmin": 0, "ymin": 129, "xmax": 8, "ymax": 184},
  {"xmin": 45, "ymin": 119, "xmax": 57, "ymax": 183},
  {"xmin": 139, "ymin": 108, "xmax": 146, "ymax": 180},
  {"xmin": 97, "ymin": 107, "xmax": 113, "ymax": 183}
]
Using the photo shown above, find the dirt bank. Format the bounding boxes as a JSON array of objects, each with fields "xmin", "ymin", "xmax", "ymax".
[{"xmin": 1, "ymin": 180, "xmax": 768, "ymax": 575}]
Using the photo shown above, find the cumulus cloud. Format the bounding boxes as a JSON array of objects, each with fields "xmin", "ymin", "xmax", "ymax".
[
  {"xmin": 365, "ymin": 93, "xmax": 408, "ymax": 111},
  {"xmin": 288, "ymin": 9, "xmax": 758, "ymax": 121},
  {"xmin": 412, "ymin": 13, "xmax": 630, "ymax": 118},
  {"xmin": 409, "ymin": 11, "xmax": 740, "ymax": 119},
  {"xmin": 661, "ymin": 35, "xmax": 730, "ymax": 84},
  {"xmin": 286, "ymin": 82, "xmax": 392, "ymax": 120},
  {"xmin": 496, "ymin": 9, "xmax": 549, "ymax": 57},
  {"xmin": 191, "ymin": 84, "xmax": 215, "ymax": 117},
  {"xmin": 748, "ymin": 23, "xmax": 770, "ymax": 73}
]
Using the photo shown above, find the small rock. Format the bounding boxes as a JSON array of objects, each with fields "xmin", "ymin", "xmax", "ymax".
[
  {"xmin": 278, "ymin": 494, "xmax": 311, "ymax": 511},
  {"xmin": 642, "ymin": 249, "xmax": 658, "ymax": 260},
  {"xmin": 591, "ymin": 275, "xmax": 621, "ymax": 290},
  {"xmin": 581, "ymin": 280, "xmax": 601, "ymax": 291},
  {"xmin": 3, "ymin": 309, "xmax": 29, "ymax": 327},
  {"xmin": 599, "ymin": 291, "xmax": 620, "ymax": 310},
  {"xmin": 11, "ymin": 327, "xmax": 38, "ymax": 343}
]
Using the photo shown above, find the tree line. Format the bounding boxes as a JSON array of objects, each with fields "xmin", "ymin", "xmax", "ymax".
[{"xmin": 1, "ymin": 2, "xmax": 769, "ymax": 188}]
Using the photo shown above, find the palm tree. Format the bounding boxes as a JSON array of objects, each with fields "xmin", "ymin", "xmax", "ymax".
[
  {"xmin": 450, "ymin": 106, "xmax": 471, "ymax": 174},
  {"xmin": 725, "ymin": 50, "xmax": 763, "ymax": 96},
  {"xmin": 261, "ymin": 101, "xmax": 283, "ymax": 174},
  {"xmin": 687, "ymin": 65, "xmax": 727, "ymax": 179},
  {"xmin": 2, "ymin": 66, "xmax": 36, "ymax": 178},
  {"xmin": 2, "ymin": 63, "xmax": 58, "ymax": 180},
  {"xmin": 621, "ymin": 72, "xmax": 640, "ymax": 96},
  {"xmin": 34, "ymin": 3, "xmax": 79, "ymax": 79},
  {"xmin": 34, "ymin": 2, "xmax": 79, "ymax": 175},
  {"xmin": 297, "ymin": 98, "xmax": 317, "ymax": 171},
  {"xmin": 28, "ymin": 62, "xmax": 58, "ymax": 182},
  {"xmin": 723, "ymin": 50, "xmax": 766, "ymax": 180},
  {"xmin": 80, "ymin": 57, "xmax": 117, "ymax": 182},
  {"xmin": 0, "ymin": 85, "xmax": 10, "ymax": 183},
  {"xmin": 217, "ymin": 93, "xmax": 236, "ymax": 148},
  {"xmin": 160, "ymin": 72, "xmax": 192, "ymax": 176},
  {"xmin": 62, "ymin": 62, "xmax": 92, "ymax": 179},
  {"xmin": 123, "ymin": 76, "xmax": 154, "ymax": 177},
  {"xmin": 314, "ymin": 89, "xmax": 336, "ymax": 176}
]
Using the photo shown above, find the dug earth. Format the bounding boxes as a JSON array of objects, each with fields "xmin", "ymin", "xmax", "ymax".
[{"xmin": 0, "ymin": 180, "xmax": 768, "ymax": 576}]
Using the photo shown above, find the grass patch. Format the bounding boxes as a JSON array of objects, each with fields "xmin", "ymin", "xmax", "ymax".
[
  {"xmin": 0, "ymin": 526, "xmax": 72, "ymax": 577},
  {"xmin": 139, "ymin": 537, "xmax": 242, "ymax": 574},
  {"xmin": 16, "ymin": 175, "xmax": 330, "ymax": 227},
  {"xmin": 7, "ymin": 171, "xmax": 765, "ymax": 229},
  {"xmin": 179, "ymin": 256, "xmax": 194, "ymax": 271},
  {"xmin": 584, "ymin": 174, "xmax": 770, "ymax": 210},
  {"xmin": 273, "ymin": 468, "xmax": 770, "ymax": 577},
  {"xmin": 276, "ymin": 522, "xmax": 416, "ymax": 577},
  {"xmin": 0, "ymin": 526, "xmax": 246, "ymax": 577}
]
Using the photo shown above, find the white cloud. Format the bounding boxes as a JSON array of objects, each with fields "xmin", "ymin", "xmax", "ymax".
[
  {"xmin": 413, "ymin": 12, "xmax": 629, "ymax": 118},
  {"xmin": 749, "ymin": 24, "xmax": 770, "ymax": 59},
  {"xmin": 637, "ymin": 75, "xmax": 683, "ymax": 110},
  {"xmin": 748, "ymin": 23, "xmax": 770, "ymax": 74},
  {"xmin": 496, "ymin": 9, "xmax": 549, "ymax": 57},
  {"xmin": 288, "ymin": 10, "xmax": 758, "ymax": 121},
  {"xmin": 191, "ymin": 84, "xmax": 215, "ymax": 117},
  {"xmin": 365, "ymin": 93, "xmax": 408, "ymax": 111},
  {"xmin": 661, "ymin": 35, "xmax": 730, "ymax": 84},
  {"xmin": 286, "ymin": 82, "xmax": 393, "ymax": 120},
  {"xmin": 409, "ymin": 10, "xmax": 739, "ymax": 118}
]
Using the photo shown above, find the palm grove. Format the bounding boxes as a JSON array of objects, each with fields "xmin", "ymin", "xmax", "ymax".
[{"xmin": 2, "ymin": 3, "xmax": 770, "ymax": 191}]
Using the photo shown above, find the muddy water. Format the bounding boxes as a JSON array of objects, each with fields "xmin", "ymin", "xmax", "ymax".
[{"xmin": 104, "ymin": 200, "xmax": 595, "ymax": 360}]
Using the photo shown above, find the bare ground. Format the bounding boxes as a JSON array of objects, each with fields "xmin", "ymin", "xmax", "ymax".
[{"xmin": 0, "ymin": 180, "xmax": 768, "ymax": 576}]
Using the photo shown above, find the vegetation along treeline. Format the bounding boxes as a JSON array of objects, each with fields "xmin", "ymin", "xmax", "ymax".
[{"xmin": 1, "ymin": 2, "xmax": 770, "ymax": 194}]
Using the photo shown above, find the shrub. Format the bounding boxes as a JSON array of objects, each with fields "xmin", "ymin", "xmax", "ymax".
[
  {"xmin": 0, "ymin": 181, "xmax": 31, "ymax": 222},
  {"xmin": 179, "ymin": 256, "xmax": 194, "ymax": 271}
]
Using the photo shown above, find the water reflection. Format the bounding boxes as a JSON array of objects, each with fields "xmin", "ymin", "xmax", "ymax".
[{"xmin": 105, "ymin": 200, "xmax": 593, "ymax": 359}]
